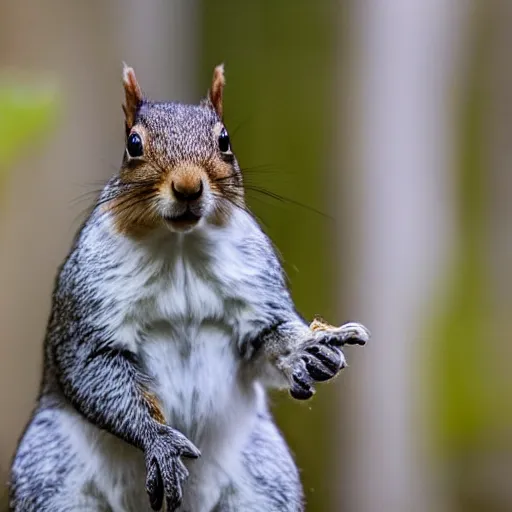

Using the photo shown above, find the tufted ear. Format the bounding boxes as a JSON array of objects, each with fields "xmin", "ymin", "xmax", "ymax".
[
  {"xmin": 122, "ymin": 63, "xmax": 143, "ymax": 131},
  {"xmin": 206, "ymin": 64, "xmax": 225, "ymax": 119}
]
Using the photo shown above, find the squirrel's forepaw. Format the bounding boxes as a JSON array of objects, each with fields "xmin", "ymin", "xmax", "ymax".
[
  {"xmin": 145, "ymin": 426, "xmax": 200, "ymax": 511},
  {"xmin": 288, "ymin": 343, "xmax": 346, "ymax": 400},
  {"xmin": 286, "ymin": 321, "xmax": 370, "ymax": 401}
]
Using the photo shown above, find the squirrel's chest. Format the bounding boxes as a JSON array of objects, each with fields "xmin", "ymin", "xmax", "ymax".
[
  {"xmin": 138, "ymin": 240, "xmax": 256, "ymax": 323},
  {"xmin": 124, "ymin": 252, "xmax": 257, "ymax": 439},
  {"xmin": 141, "ymin": 321, "xmax": 252, "ymax": 439}
]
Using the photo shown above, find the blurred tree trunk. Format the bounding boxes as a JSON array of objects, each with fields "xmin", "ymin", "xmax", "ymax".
[
  {"xmin": 0, "ymin": 0, "xmax": 196, "ymax": 505},
  {"xmin": 336, "ymin": 1, "xmax": 469, "ymax": 511}
]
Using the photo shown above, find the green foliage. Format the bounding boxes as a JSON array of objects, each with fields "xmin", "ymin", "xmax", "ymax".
[
  {"xmin": 432, "ymin": 2, "xmax": 511, "ymax": 453},
  {"xmin": 433, "ymin": 12, "xmax": 488, "ymax": 449},
  {"xmin": 0, "ymin": 80, "xmax": 57, "ymax": 185}
]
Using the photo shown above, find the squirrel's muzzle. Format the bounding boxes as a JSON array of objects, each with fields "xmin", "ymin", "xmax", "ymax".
[
  {"xmin": 172, "ymin": 179, "xmax": 203, "ymax": 202},
  {"xmin": 170, "ymin": 165, "xmax": 206, "ymax": 204},
  {"xmin": 160, "ymin": 164, "xmax": 210, "ymax": 232}
]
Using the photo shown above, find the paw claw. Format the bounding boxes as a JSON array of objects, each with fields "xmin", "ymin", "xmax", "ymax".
[
  {"xmin": 180, "ymin": 442, "xmax": 201, "ymax": 459},
  {"xmin": 145, "ymin": 426, "xmax": 197, "ymax": 511},
  {"xmin": 317, "ymin": 322, "xmax": 370, "ymax": 347},
  {"xmin": 305, "ymin": 344, "xmax": 344, "ymax": 373},
  {"xmin": 146, "ymin": 460, "xmax": 163, "ymax": 511},
  {"xmin": 304, "ymin": 357, "xmax": 336, "ymax": 382},
  {"xmin": 290, "ymin": 381, "xmax": 314, "ymax": 400}
]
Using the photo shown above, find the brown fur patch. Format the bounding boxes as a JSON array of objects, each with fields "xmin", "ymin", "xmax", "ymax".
[
  {"xmin": 155, "ymin": 163, "xmax": 205, "ymax": 200},
  {"xmin": 106, "ymin": 123, "xmax": 166, "ymax": 238},
  {"xmin": 310, "ymin": 316, "xmax": 336, "ymax": 332},
  {"xmin": 206, "ymin": 154, "xmax": 245, "ymax": 226},
  {"xmin": 141, "ymin": 388, "xmax": 166, "ymax": 424},
  {"xmin": 208, "ymin": 159, "xmax": 244, "ymax": 226},
  {"xmin": 171, "ymin": 165, "xmax": 205, "ymax": 197},
  {"xmin": 104, "ymin": 182, "xmax": 161, "ymax": 239},
  {"xmin": 205, "ymin": 158, "xmax": 234, "ymax": 184},
  {"xmin": 122, "ymin": 63, "xmax": 143, "ymax": 130},
  {"xmin": 208, "ymin": 64, "xmax": 225, "ymax": 119}
]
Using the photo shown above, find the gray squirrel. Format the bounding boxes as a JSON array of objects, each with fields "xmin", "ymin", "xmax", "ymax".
[{"xmin": 9, "ymin": 64, "xmax": 369, "ymax": 512}]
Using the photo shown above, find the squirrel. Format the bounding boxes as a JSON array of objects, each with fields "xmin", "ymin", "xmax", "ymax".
[{"xmin": 8, "ymin": 64, "xmax": 369, "ymax": 512}]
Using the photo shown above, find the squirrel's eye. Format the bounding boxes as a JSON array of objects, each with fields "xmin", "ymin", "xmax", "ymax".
[
  {"xmin": 127, "ymin": 132, "xmax": 143, "ymax": 158},
  {"xmin": 218, "ymin": 128, "xmax": 230, "ymax": 153}
]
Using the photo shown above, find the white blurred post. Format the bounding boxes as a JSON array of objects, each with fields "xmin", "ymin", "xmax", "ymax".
[{"xmin": 335, "ymin": 1, "xmax": 469, "ymax": 511}]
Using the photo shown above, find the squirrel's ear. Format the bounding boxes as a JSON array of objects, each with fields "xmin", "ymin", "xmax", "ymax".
[
  {"xmin": 122, "ymin": 63, "xmax": 143, "ymax": 130},
  {"xmin": 206, "ymin": 64, "xmax": 225, "ymax": 119}
]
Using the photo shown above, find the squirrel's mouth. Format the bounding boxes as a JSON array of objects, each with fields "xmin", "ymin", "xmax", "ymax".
[{"xmin": 164, "ymin": 210, "xmax": 202, "ymax": 232}]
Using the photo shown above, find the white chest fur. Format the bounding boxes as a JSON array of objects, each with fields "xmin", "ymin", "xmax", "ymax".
[
  {"xmin": 97, "ymin": 216, "xmax": 266, "ymax": 446},
  {"xmin": 141, "ymin": 321, "xmax": 253, "ymax": 442},
  {"xmin": 74, "ymin": 214, "xmax": 284, "ymax": 511}
]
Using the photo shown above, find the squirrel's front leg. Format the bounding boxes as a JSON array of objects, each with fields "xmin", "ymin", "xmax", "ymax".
[
  {"xmin": 249, "ymin": 316, "xmax": 370, "ymax": 399},
  {"xmin": 53, "ymin": 333, "xmax": 199, "ymax": 511}
]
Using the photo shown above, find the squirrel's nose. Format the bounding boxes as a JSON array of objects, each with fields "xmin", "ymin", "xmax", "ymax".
[{"xmin": 171, "ymin": 180, "xmax": 203, "ymax": 202}]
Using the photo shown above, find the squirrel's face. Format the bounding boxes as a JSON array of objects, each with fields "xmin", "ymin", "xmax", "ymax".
[{"xmin": 108, "ymin": 65, "xmax": 244, "ymax": 238}]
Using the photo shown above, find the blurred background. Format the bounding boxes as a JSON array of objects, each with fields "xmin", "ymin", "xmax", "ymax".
[{"xmin": 1, "ymin": 1, "xmax": 511, "ymax": 511}]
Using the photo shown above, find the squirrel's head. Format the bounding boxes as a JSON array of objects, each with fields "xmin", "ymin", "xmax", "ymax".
[{"xmin": 107, "ymin": 63, "xmax": 243, "ymax": 237}]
